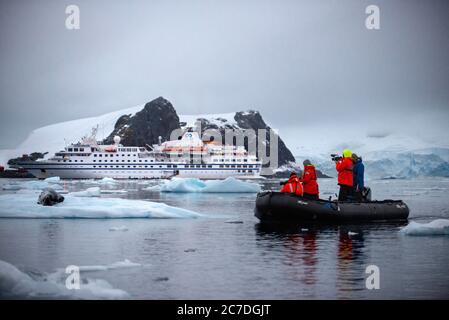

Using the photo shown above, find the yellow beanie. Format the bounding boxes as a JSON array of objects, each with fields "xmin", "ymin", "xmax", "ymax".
[{"xmin": 342, "ymin": 149, "xmax": 352, "ymax": 158}]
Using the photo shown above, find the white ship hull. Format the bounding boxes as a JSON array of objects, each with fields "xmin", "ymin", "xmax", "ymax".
[{"xmin": 21, "ymin": 163, "xmax": 262, "ymax": 180}]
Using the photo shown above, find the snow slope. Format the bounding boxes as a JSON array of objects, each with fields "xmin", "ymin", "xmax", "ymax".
[{"xmin": 0, "ymin": 105, "xmax": 143, "ymax": 167}]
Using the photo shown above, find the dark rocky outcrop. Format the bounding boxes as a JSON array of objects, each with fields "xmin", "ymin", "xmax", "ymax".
[
  {"xmin": 7, "ymin": 152, "xmax": 47, "ymax": 166},
  {"xmin": 103, "ymin": 97, "xmax": 181, "ymax": 147},
  {"xmin": 190, "ymin": 110, "xmax": 296, "ymax": 168},
  {"xmin": 103, "ymin": 98, "xmax": 297, "ymax": 169}
]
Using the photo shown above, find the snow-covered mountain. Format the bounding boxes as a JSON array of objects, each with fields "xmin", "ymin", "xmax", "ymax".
[
  {"xmin": 0, "ymin": 97, "xmax": 295, "ymax": 169},
  {"xmin": 1, "ymin": 97, "xmax": 448, "ymax": 179}
]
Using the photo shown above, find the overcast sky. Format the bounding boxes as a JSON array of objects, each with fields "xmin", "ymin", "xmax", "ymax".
[{"xmin": 0, "ymin": 0, "xmax": 448, "ymax": 149}]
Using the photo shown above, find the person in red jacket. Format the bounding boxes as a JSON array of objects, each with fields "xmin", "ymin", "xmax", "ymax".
[
  {"xmin": 280, "ymin": 172, "xmax": 304, "ymax": 196},
  {"xmin": 300, "ymin": 159, "xmax": 319, "ymax": 200},
  {"xmin": 335, "ymin": 149, "xmax": 354, "ymax": 201}
]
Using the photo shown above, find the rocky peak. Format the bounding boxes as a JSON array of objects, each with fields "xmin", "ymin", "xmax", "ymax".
[{"xmin": 103, "ymin": 97, "xmax": 180, "ymax": 146}]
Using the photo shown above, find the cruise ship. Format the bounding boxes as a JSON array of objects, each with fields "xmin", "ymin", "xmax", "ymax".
[{"xmin": 12, "ymin": 128, "xmax": 262, "ymax": 179}]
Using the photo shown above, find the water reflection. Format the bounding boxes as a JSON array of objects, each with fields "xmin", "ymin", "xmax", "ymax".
[{"xmin": 254, "ymin": 222, "xmax": 407, "ymax": 298}]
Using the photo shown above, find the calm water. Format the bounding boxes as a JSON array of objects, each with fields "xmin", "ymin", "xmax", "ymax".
[{"xmin": 0, "ymin": 177, "xmax": 449, "ymax": 299}]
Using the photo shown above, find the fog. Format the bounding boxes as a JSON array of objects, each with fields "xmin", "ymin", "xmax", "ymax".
[{"xmin": 0, "ymin": 0, "xmax": 448, "ymax": 149}]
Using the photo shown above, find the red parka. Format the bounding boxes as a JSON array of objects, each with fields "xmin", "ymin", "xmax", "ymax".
[
  {"xmin": 280, "ymin": 174, "xmax": 304, "ymax": 196},
  {"xmin": 300, "ymin": 165, "xmax": 319, "ymax": 196},
  {"xmin": 336, "ymin": 157, "xmax": 354, "ymax": 186}
]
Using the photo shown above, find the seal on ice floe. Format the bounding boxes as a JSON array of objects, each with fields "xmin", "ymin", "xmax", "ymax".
[{"xmin": 37, "ymin": 188, "xmax": 65, "ymax": 206}]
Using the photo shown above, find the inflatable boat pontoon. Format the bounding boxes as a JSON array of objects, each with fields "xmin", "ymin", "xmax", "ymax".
[{"xmin": 254, "ymin": 191, "xmax": 409, "ymax": 223}]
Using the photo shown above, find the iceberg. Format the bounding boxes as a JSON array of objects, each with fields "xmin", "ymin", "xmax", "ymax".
[
  {"xmin": 70, "ymin": 187, "xmax": 101, "ymax": 197},
  {"xmin": 157, "ymin": 177, "xmax": 261, "ymax": 193},
  {"xmin": 0, "ymin": 192, "xmax": 201, "ymax": 219},
  {"xmin": 44, "ymin": 176, "xmax": 61, "ymax": 183},
  {"xmin": 400, "ymin": 219, "xmax": 449, "ymax": 236},
  {"xmin": 0, "ymin": 259, "xmax": 129, "ymax": 299}
]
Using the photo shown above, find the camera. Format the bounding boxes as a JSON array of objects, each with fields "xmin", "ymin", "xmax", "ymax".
[{"xmin": 331, "ymin": 154, "xmax": 342, "ymax": 162}]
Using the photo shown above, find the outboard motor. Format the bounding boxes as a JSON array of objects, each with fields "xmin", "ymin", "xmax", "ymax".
[
  {"xmin": 38, "ymin": 188, "xmax": 64, "ymax": 206},
  {"xmin": 362, "ymin": 187, "xmax": 372, "ymax": 202}
]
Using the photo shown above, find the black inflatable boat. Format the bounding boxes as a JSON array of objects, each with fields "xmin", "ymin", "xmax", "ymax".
[{"xmin": 254, "ymin": 191, "xmax": 409, "ymax": 223}]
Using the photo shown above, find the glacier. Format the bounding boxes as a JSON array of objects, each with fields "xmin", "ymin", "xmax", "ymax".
[
  {"xmin": 0, "ymin": 192, "xmax": 201, "ymax": 219},
  {"xmin": 154, "ymin": 177, "xmax": 261, "ymax": 193}
]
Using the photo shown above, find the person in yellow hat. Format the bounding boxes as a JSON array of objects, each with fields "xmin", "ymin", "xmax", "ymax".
[{"xmin": 335, "ymin": 149, "xmax": 354, "ymax": 201}]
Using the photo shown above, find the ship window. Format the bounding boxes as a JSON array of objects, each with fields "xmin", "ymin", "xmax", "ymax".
[
  {"xmin": 93, "ymin": 166, "xmax": 96, "ymax": 168},
  {"xmin": 133, "ymin": 160, "xmax": 136, "ymax": 162},
  {"xmin": 167, "ymin": 165, "xmax": 171, "ymax": 168},
  {"xmin": 150, "ymin": 160, "xmax": 153, "ymax": 162},
  {"xmin": 122, "ymin": 154, "xmax": 125, "ymax": 157},
  {"xmin": 99, "ymin": 154, "xmax": 102, "ymax": 157},
  {"xmin": 249, "ymin": 170, "xmax": 253, "ymax": 173},
  {"xmin": 139, "ymin": 160, "xmax": 142, "ymax": 162},
  {"xmin": 80, "ymin": 160, "xmax": 83, "ymax": 162},
  {"xmin": 231, "ymin": 165, "xmax": 235, "ymax": 168},
  {"xmin": 145, "ymin": 165, "xmax": 148, "ymax": 168},
  {"xmin": 68, "ymin": 148, "xmax": 73, "ymax": 152},
  {"xmin": 127, "ymin": 160, "xmax": 131, "ymax": 162},
  {"xmin": 128, "ymin": 154, "xmax": 130, "ymax": 157},
  {"xmin": 243, "ymin": 165, "xmax": 247, "ymax": 168},
  {"xmin": 144, "ymin": 160, "xmax": 148, "ymax": 162},
  {"xmin": 94, "ymin": 154, "xmax": 97, "ymax": 157},
  {"xmin": 208, "ymin": 165, "xmax": 212, "ymax": 168},
  {"xmin": 133, "ymin": 166, "xmax": 136, "ymax": 168},
  {"xmin": 80, "ymin": 148, "xmax": 84, "ymax": 151},
  {"xmin": 196, "ymin": 165, "xmax": 200, "ymax": 168},
  {"xmin": 173, "ymin": 165, "xmax": 177, "ymax": 168},
  {"xmin": 122, "ymin": 160, "xmax": 125, "ymax": 162},
  {"xmin": 150, "ymin": 166, "xmax": 153, "ymax": 168},
  {"xmin": 74, "ymin": 148, "xmax": 78, "ymax": 152},
  {"xmin": 219, "ymin": 165, "xmax": 223, "ymax": 168},
  {"xmin": 237, "ymin": 165, "xmax": 240, "ymax": 168},
  {"xmin": 248, "ymin": 165, "xmax": 252, "ymax": 168},
  {"xmin": 232, "ymin": 159, "xmax": 236, "ymax": 162},
  {"xmin": 225, "ymin": 165, "xmax": 229, "ymax": 168},
  {"xmin": 159, "ymin": 165, "xmax": 162, "ymax": 168},
  {"xmin": 128, "ymin": 166, "xmax": 130, "ymax": 168}
]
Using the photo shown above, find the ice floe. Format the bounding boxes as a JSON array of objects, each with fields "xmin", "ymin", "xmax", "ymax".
[
  {"xmin": 1, "ymin": 180, "xmax": 63, "ymax": 191},
  {"xmin": 0, "ymin": 259, "xmax": 129, "ymax": 299},
  {"xmin": 0, "ymin": 192, "xmax": 201, "ymax": 219},
  {"xmin": 400, "ymin": 219, "xmax": 449, "ymax": 236},
  {"xmin": 70, "ymin": 187, "xmax": 101, "ymax": 197},
  {"xmin": 109, "ymin": 226, "xmax": 129, "ymax": 232},
  {"xmin": 154, "ymin": 177, "xmax": 261, "ymax": 193},
  {"xmin": 75, "ymin": 259, "xmax": 141, "ymax": 272}
]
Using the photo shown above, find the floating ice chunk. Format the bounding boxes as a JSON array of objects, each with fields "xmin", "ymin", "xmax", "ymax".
[
  {"xmin": 77, "ymin": 259, "xmax": 140, "ymax": 272},
  {"xmin": 144, "ymin": 185, "xmax": 161, "ymax": 191},
  {"xmin": 2, "ymin": 184, "xmax": 22, "ymax": 191},
  {"xmin": 0, "ymin": 193, "xmax": 201, "ymax": 219},
  {"xmin": 400, "ymin": 219, "xmax": 449, "ymax": 236},
  {"xmin": 109, "ymin": 226, "xmax": 129, "ymax": 232},
  {"xmin": 0, "ymin": 259, "xmax": 129, "ymax": 299},
  {"xmin": 348, "ymin": 231, "xmax": 358, "ymax": 236},
  {"xmin": 158, "ymin": 177, "xmax": 261, "ymax": 193},
  {"xmin": 70, "ymin": 187, "xmax": 101, "ymax": 197},
  {"xmin": 44, "ymin": 176, "xmax": 61, "ymax": 183},
  {"xmin": 98, "ymin": 177, "xmax": 117, "ymax": 185},
  {"xmin": 2, "ymin": 180, "xmax": 63, "ymax": 191}
]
